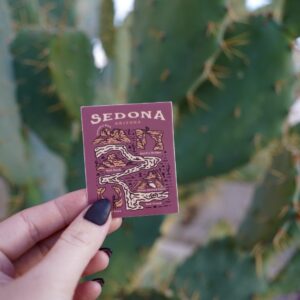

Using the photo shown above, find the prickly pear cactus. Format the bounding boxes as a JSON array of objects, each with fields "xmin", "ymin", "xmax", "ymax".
[
  {"xmin": 11, "ymin": 29, "xmax": 95, "ymax": 152},
  {"xmin": 11, "ymin": 29, "xmax": 71, "ymax": 155},
  {"xmin": 7, "ymin": 0, "xmax": 40, "ymax": 26},
  {"xmin": 49, "ymin": 30, "xmax": 96, "ymax": 120},
  {"xmin": 0, "ymin": 0, "xmax": 29, "ymax": 184},
  {"xmin": 100, "ymin": 215, "xmax": 164, "ymax": 298},
  {"xmin": 282, "ymin": 0, "xmax": 300, "ymax": 38},
  {"xmin": 99, "ymin": 0, "xmax": 115, "ymax": 59},
  {"xmin": 171, "ymin": 238, "xmax": 264, "ymax": 300},
  {"xmin": 129, "ymin": 0, "xmax": 228, "ymax": 104},
  {"xmin": 237, "ymin": 145, "xmax": 295, "ymax": 249},
  {"xmin": 264, "ymin": 250, "xmax": 300, "ymax": 298},
  {"xmin": 175, "ymin": 16, "xmax": 294, "ymax": 184},
  {"xmin": 38, "ymin": 0, "xmax": 75, "ymax": 26},
  {"xmin": 121, "ymin": 289, "xmax": 178, "ymax": 300},
  {"xmin": 11, "ymin": 28, "xmax": 95, "ymax": 190}
]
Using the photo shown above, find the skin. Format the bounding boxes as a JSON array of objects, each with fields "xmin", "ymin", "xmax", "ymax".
[{"xmin": 0, "ymin": 189, "xmax": 122, "ymax": 300}]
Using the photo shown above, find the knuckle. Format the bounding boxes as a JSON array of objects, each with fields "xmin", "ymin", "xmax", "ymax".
[
  {"xmin": 60, "ymin": 229, "xmax": 91, "ymax": 249},
  {"xmin": 20, "ymin": 210, "xmax": 41, "ymax": 244}
]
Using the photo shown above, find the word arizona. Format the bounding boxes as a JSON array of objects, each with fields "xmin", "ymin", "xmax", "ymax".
[{"xmin": 90, "ymin": 110, "xmax": 166, "ymax": 124}]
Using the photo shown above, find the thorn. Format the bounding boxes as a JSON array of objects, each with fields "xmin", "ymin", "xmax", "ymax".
[
  {"xmin": 253, "ymin": 133, "xmax": 263, "ymax": 149},
  {"xmin": 233, "ymin": 106, "xmax": 241, "ymax": 118},
  {"xmin": 149, "ymin": 29, "xmax": 166, "ymax": 41},
  {"xmin": 131, "ymin": 77, "xmax": 140, "ymax": 87},
  {"xmin": 273, "ymin": 80, "xmax": 286, "ymax": 95},
  {"xmin": 207, "ymin": 64, "xmax": 229, "ymax": 88},
  {"xmin": 160, "ymin": 68, "xmax": 170, "ymax": 82},
  {"xmin": 221, "ymin": 33, "xmax": 249, "ymax": 61},
  {"xmin": 206, "ymin": 154, "xmax": 214, "ymax": 167},
  {"xmin": 47, "ymin": 102, "xmax": 64, "ymax": 113},
  {"xmin": 206, "ymin": 22, "xmax": 219, "ymax": 36},
  {"xmin": 187, "ymin": 93, "xmax": 210, "ymax": 111}
]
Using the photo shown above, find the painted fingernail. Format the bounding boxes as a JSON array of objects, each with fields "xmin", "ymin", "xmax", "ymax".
[
  {"xmin": 92, "ymin": 277, "xmax": 105, "ymax": 287},
  {"xmin": 84, "ymin": 199, "xmax": 111, "ymax": 226},
  {"xmin": 100, "ymin": 247, "xmax": 113, "ymax": 258}
]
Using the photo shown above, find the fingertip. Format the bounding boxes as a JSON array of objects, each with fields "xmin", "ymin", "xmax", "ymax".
[
  {"xmin": 74, "ymin": 280, "xmax": 102, "ymax": 300},
  {"xmin": 109, "ymin": 217, "xmax": 122, "ymax": 234},
  {"xmin": 83, "ymin": 250, "xmax": 110, "ymax": 276}
]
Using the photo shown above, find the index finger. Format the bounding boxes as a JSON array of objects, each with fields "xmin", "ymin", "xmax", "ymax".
[{"xmin": 0, "ymin": 189, "xmax": 89, "ymax": 260}]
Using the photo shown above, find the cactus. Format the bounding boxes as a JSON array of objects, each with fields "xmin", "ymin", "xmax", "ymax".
[
  {"xmin": 114, "ymin": 13, "xmax": 132, "ymax": 102},
  {"xmin": 11, "ymin": 29, "xmax": 96, "ymax": 151},
  {"xmin": 28, "ymin": 130, "xmax": 67, "ymax": 201},
  {"xmin": 236, "ymin": 145, "xmax": 295, "ymax": 250},
  {"xmin": 38, "ymin": 0, "xmax": 75, "ymax": 27},
  {"xmin": 175, "ymin": 16, "xmax": 294, "ymax": 184},
  {"xmin": 11, "ymin": 29, "xmax": 72, "ymax": 155},
  {"xmin": 0, "ymin": 0, "xmax": 29, "ymax": 184},
  {"xmin": 11, "ymin": 28, "xmax": 95, "ymax": 190},
  {"xmin": 264, "ymin": 250, "xmax": 300, "ymax": 298},
  {"xmin": 282, "ymin": 0, "xmax": 300, "ymax": 38},
  {"xmin": 49, "ymin": 30, "xmax": 96, "ymax": 120},
  {"xmin": 121, "ymin": 289, "xmax": 178, "ymax": 300},
  {"xmin": 99, "ymin": 0, "xmax": 115, "ymax": 59},
  {"xmin": 7, "ymin": 0, "xmax": 40, "ymax": 26},
  {"xmin": 128, "ymin": 0, "xmax": 229, "ymax": 104},
  {"xmin": 100, "ymin": 215, "xmax": 164, "ymax": 298},
  {"xmin": 171, "ymin": 238, "xmax": 264, "ymax": 300}
]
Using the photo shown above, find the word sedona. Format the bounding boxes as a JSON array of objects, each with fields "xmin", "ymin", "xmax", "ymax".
[{"xmin": 90, "ymin": 110, "xmax": 166, "ymax": 124}]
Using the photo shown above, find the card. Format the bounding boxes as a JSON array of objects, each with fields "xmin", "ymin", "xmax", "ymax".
[{"xmin": 81, "ymin": 102, "xmax": 179, "ymax": 218}]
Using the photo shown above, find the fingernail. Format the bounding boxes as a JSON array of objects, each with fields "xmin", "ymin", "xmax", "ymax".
[
  {"xmin": 92, "ymin": 277, "xmax": 105, "ymax": 287},
  {"xmin": 84, "ymin": 199, "xmax": 111, "ymax": 226},
  {"xmin": 99, "ymin": 247, "xmax": 113, "ymax": 258}
]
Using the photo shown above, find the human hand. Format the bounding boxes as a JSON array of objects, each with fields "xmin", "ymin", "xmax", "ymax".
[{"xmin": 0, "ymin": 189, "xmax": 122, "ymax": 300}]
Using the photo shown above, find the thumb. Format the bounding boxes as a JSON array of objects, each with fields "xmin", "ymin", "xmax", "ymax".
[{"xmin": 29, "ymin": 199, "xmax": 112, "ymax": 293}]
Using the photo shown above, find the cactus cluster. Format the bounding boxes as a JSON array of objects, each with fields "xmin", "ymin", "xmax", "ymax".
[
  {"xmin": 171, "ymin": 238, "xmax": 264, "ymax": 300},
  {"xmin": 0, "ymin": 0, "xmax": 29, "ymax": 184},
  {"xmin": 129, "ymin": 2, "xmax": 295, "ymax": 184},
  {"xmin": 2, "ymin": 0, "xmax": 300, "ymax": 299}
]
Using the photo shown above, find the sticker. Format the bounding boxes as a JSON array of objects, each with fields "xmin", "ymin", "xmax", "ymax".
[{"xmin": 81, "ymin": 102, "xmax": 179, "ymax": 218}]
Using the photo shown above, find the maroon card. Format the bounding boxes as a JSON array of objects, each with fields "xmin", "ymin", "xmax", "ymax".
[{"xmin": 81, "ymin": 102, "xmax": 179, "ymax": 218}]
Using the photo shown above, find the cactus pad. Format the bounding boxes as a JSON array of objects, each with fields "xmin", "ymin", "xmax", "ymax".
[
  {"xmin": 0, "ymin": 0, "xmax": 29, "ymax": 184},
  {"xmin": 171, "ymin": 238, "xmax": 264, "ymax": 300},
  {"xmin": 128, "ymin": 0, "xmax": 228, "ymax": 103},
  {"xmin": 237, "ymin": 146, "xmax": 295, "ymax": 249},
  {"xmin": 175, "ymin": 16, "xmax": 294, "ymax": 184},
  {"xmin": 49, "ymin": 30, "xmax": 96, "ymax": 120}
]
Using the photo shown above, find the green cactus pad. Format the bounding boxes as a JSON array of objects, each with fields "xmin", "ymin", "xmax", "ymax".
[
  {"xmin": 38, "ymin": 0, "xmax": 75, "ymax": 26},
  {"xmin": 99, "ymin": 0, "xmax": 115, "ymax": 59},
  {"xmin": 0, "ymin": 0, "xmax": 29, "ymax": 184},
  {"xmin": 11, "ymin": 29, "xmax": 71, "ymax": 155},
  {"xmin": 49, "ymin": 30, "xmax": 96, "ymax": 120},
  {"xmin": 171, "ymin": 238, "xmax": 264, "ymax": 300},
  {"xmin": 121, "ymin": 289, "xmax": 178, "ymax": 300},
  {"xmin": 265, "ymin": 250, "xmax": 300, "ymax": 298},
  {"xmin": 175, "ymin": 16, "xmax": 294, "ymax": 184},
  {"xmin": 128, "ymin": 0, "xmax": 228, "ymax": 103},
  {"xmin": 11, "ymin": 29, "xmax": 93, "ymax": 190},
  {"xmin": 282, "ymin": 0, "xmax": 300, "ymax": 38},
  {"xmin": 7, "ymin": 0, "xmax": 40, "ymax": 26},
  {"xmin": 100, "ymin": 215, "xmax": 164, "ymax": 298},
  {"xmin": 237, "ymin": 145, "xmax": 295, "ymax": 250}
]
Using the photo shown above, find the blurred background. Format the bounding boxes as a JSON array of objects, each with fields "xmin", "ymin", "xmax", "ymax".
[{"xmin": 1, "ymin": 0, "xmax": 300, "ymax": 299}]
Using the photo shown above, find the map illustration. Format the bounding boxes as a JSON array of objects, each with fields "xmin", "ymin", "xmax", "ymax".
[{"xmin": 81, "ymin": 102, "xmax": 178, "ymax": 218}]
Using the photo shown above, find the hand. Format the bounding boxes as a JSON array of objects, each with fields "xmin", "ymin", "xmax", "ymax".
[{"xmin": 0, "ymin": 189, "xmax": 122, "ymax": 300}]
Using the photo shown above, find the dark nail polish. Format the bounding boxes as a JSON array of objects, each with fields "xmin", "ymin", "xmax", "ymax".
[
  {"xmin": 92, "ymin": 277, "xmax": 105, "ymax": 287},
  {"xmin": 100, "ymin": 247, "xmax": 113, "ymax": 258},
  {"xmin": 84, "ymin": 199, "xmax": 111, "ymax": 226}
]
